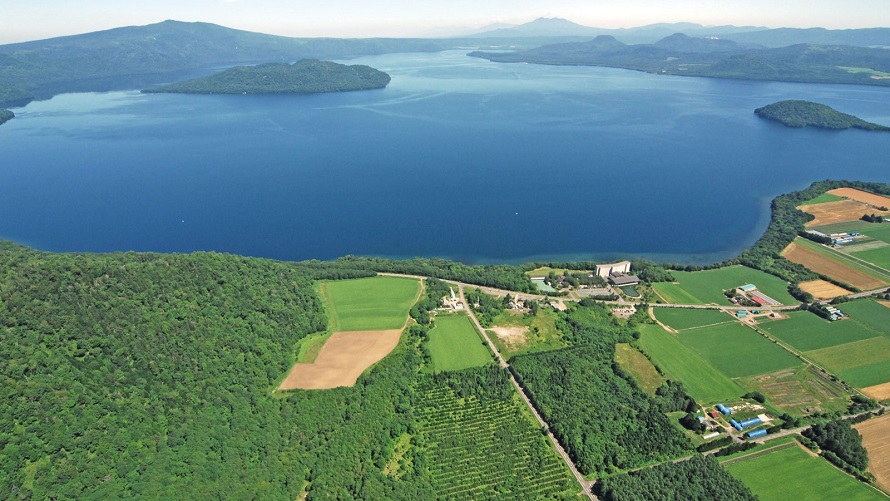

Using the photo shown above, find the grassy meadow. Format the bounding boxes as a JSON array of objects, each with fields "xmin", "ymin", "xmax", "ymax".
[
  {"xmin": 319, "ymin": 276, "xmax": 421, "ymax": 331},
  {"xmin": 427, "ymin": 314, "xmax": 492, "ymax": 372},
  {"xmin": 800, "ymin": 192, "xmax": 846, "ymax": 205},
  {"xmin": 615, "ymin": 343, "xmax": 665, "ymax": 395},
  {"xmin": 652, "ymin": 266, "xmax": 794, "ymax": 305}
]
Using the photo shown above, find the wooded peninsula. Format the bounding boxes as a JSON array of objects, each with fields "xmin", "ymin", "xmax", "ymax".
[
  {"xmin": 143, "ymin": 60, "xmax": 391, "ymax": 94},
  {"xmin": 754, "ymin": 100, "xmax": 890, "ymax": 131},
  {"xmin": 0, "ymin": 109, "xmax": 13, "ymax": 126}
]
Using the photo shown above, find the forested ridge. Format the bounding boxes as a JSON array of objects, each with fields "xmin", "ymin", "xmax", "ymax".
[
  {"xmin": 755, "ymin": 100, "xmax": 890, "ymax": 131},
  {"xmin": 0, "ymin": 109, "xmax": 13, "ymax": 126}
]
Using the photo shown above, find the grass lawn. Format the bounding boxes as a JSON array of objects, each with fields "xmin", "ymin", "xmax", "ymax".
[
  {"xmin": 724, "ymin": 443, "xmax": 885, "ymax": 501},
  {"xmin": 615, "ymin": 343, "xmax": 665, "ymax": 395},
  {"xmin": 800, "ymin": 192, "xmax": 845, "ymax": 205},
  {"xmin": 427, "ymin": 314, "xmax": 492, "ymax": 372},
  {"xmin": 806, "ymin": 337, "xmax": 890, "ymax": 388},
  {"xmin": 638, "ymin": 324, "xmax": 743, "ymax": 404},
  {"xmin": 652, "ymin": 266, "xmax": 794, "ymax": 305},
  {"xmin": 653, "ymin": 308, "xmax": 733, "ymax": 331},
  {"xmin": 320, "ymin": 276, "xmax": 421, "ymax": 331},
  {"xmin": 677, "ymin": 322, "xmax": 802, "ymax": 378},
  {"xmin": 760, "ymin": 310, "xmax": 880, "ymax": 351}
]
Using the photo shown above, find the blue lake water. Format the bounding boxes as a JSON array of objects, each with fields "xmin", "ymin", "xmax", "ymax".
[{"xmin": 1, "ymin": 50, "xmax": 889, "ymax": 264}]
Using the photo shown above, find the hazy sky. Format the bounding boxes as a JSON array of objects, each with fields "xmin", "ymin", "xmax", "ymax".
[{"xmin": 3, "ymin": 0, "xmax": 889, "ymax": 44}]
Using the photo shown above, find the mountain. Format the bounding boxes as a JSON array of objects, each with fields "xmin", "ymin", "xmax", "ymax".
[
  {"xmin": 653, "ymin": 33, "xmax": 746, "ymax": 53},
  {"xmin": 472, "ymin": 17, "xmax": 606, "ymax": 38},
  {"xmin": 0, "ymin": 20, "xmax": 444, "ymax": 106},
  {"xmin": 724, "ymin": 27, "xmax": 890, "ymax": 48}
]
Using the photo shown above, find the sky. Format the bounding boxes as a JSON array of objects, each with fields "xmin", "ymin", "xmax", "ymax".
[{"xmin": 2, "ymin": 0, "xmax": 890, "ymax": 44}]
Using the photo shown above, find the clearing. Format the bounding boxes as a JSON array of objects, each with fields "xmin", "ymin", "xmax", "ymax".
[
  {"xmin": 725, "ymin": 441, "xmax": 885, "ymax": 501},
  {"xmin": 782, "ymin": 239, "xmax": 888, "ymax": 290},
  {"xmin": 487, "ymin": 308, "xmax": 566, "ymax": 359},
  {"xmin": 651, "ymin": 265, "xmax": 794, "ymax": 305},
  {"xmin": 855, "ymin": 414, "xmax": 890, "ymax": 493},
  {"xmin": 320, "ymin": 276, "xmax": 421, "ymax": 331},
  {"xmin": 614, "ymin": 343, "xmax": 665, "ymax": 395},
  {"xmin": 278, "ymin": 329, "xmax": 403, "ymax": 389},
  {"xmin": 800, "ymin": 199, "xmax": 890, "ymax": 227},
  {"xmin": 798, "ymin": 279, "xmax": 851, "ymax": 300},
  {"xmin": 427, "ymin": 314, "xmax": 492, "ymax": 372}
]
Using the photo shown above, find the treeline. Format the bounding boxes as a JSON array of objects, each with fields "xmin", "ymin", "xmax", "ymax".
[
  {"xmin": 510, "ymin": 304, "xmax": 692, "ymax": 475},
  {"xmin": 802, "ymin": 419, "xmax": 869, "ymax": 472},
  {"xmin": 0, "ymin": 109, "xmax": 13, "ymax": 126},
  {"xmin": 593, "ymin": 454, "xmax": 757, "ymax": 501}
]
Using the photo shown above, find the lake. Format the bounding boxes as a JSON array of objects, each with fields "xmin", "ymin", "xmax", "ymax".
[{"xmin": 1, "ymin": 50, "xmax": 888, "ymax": 264}]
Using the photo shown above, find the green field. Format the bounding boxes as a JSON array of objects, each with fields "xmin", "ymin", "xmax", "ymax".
[
  {"xmin": 615, "ymin": 343, "xmax": 665, "ymax": 395},
  {"xmin": 725, "ymin": 442, "xmax": 885, "ymax": 501},
  {"xmin": 652, "ymin": 266, "xmax": 794, "ymax": 305},
  {"xmin": 850, "ymin": 246, "xmax": 890, "ymax": 269},
  {"xmin": 653, "ymin": 308, "xmax": 733, "ymax": 331},
  {"xmin": 806, "ymin": 337, "xmax": 890, "ymax": 387},
  {"xmin": 638, "ymin": 324, "xmax": 743, "ymax": 403},
  {"xmin": 761, "ymin": 310, "xmax": 880, "ymax": 351},
  {"xmin": 319, "ymin": 276, "xmax": 421, "ymax": 331},
  {"xmin": 800, "ymin": 192, "xmax": 845, "ymax": 205},
  {"xmin": 677, "ymin": 322, "xmax": 802, "ymax": 378},
  {"xmin": 841, "ymin": 300, "xmax": 890, "ymax": 337},
  {"xmin": 427, "ymin": 314, "xmax": 493, "ymax": 372}
]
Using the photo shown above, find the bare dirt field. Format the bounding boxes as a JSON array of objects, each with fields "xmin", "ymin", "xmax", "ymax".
[
  {"xmin": 798, "ymin": 279, "xmax": 852, "ymax": 300},
  {"xmin": 800, "ymin": 200, "xmax": 890, "ymax": 227},
  {"xmin": 862, "ymin": 382, "xmax": 890, "ymax": 402},
  {"xmin": 881, "ymin": 301, "xmax": 890, "ymax": 309},
  {"xmin": 854, "ymin": 414, "xmax": 890, "ymax": 492},
  {"xmin": 490, "ymin": 326, "xmax": 529, "ymax": 350},
  {"xmin": 278, "ymin": 329, "xmax": 402, "ymax": 390},
  {"xmin": 782, "ymin": 243, "xmax": 887, "ymax": 290},
  {"xmin": 828, "ymin": 188, "xmax": 890, "ymax": 208}
]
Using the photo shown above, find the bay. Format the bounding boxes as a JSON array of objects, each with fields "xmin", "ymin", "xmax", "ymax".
[{"xmin": 1, "ymin": 50, "xmax": 888, "ymax": 264}]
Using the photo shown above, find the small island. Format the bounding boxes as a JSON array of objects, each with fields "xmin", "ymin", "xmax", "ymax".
[
  {"xmin": 0, "ymin": 109, "xmax": 14, "ymax": 126},
  {"xmin": 143, "ymin": 59, "xmax": 391, "ymax": 95},
  {"xmin": 754, "ymin": 100, "xmax": 890, "ymax": 131}
]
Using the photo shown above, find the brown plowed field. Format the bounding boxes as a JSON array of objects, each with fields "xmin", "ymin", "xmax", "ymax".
[
  {"xmin": 881, "ymin": 301, "xmax": 890, "ymax": 309},
  {"xmin": 854, "ymin": 414, "xmax": 890, "ymax": 492},
  {"xmin": 798, "ymin": 279, "xmax": 851, "ymax": 300},
  {"xmin": 800, "ymin": 200, "xmax": 890, "ymax": 227},
  {"xmin": 827, "ymin": 187, "xmax": 890, "ymax": 207},
  {"xmin": 278, "ymin": 329, "xmax": 402, "ymax": 390},
  {"xmin": 782, "ymin": 242, "xmax": 887, "ymax": 290},
  {"xmin": 862, "ymin": 382, "xmax": 890, "ymax": 402}
]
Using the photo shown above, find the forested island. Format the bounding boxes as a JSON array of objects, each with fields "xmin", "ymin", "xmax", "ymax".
[
  {"xmin": 754, "ymin": 100, "xmax": 890, "ymax": 131},
  {"xmin": 143, "ymin": 60, "xmax": 391, "ymax": 94},
  {"xmin": 0, "ymin": 109, "xmax": 14, "ymax": 126}
]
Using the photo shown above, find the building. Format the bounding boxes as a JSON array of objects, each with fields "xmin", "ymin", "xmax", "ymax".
[
  {"xmin": 595, "ymin": 261, "xmax": 632, "ymax": 278},
  {"xmin": 609, "ymin": 273, "xmax": 640, "ymax": 286},
  {"xmin": 739, "ymin": 284, "xmax": 757, "ymax": 292}
]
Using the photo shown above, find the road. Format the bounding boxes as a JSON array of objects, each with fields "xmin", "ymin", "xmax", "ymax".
[{"xmin": 457, "ymin": 283, "xmax": 597, "ymax": 500}]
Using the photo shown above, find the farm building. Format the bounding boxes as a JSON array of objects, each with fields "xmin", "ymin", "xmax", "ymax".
[
  {"xmin": 716, "ymin": 404, "xmax": 732, "ymax": 415},
  {"xmin": 748, "ymin": 291, "xmax": 781, "ymax": 306},
  {"xmin": 609, "ymin": 273, "xmax": 640, "ymax": 286},
  {"xmin": 739, "ymin": 284, "xmax": 757, "ymax": 292},
  {"xmin": 746, "ymin": 429, "xmax": 768, "ymax": 439},
  {"xmin": 736, "ymin": 310, "xmax": 748, "ymax": 319},
  {"xmin": 703, "ymin": 432, "xmax": 721, "ymax": 440},
  {"xmin": 595, "ymin": 261, "xmax": 632, "ymax": 278}
]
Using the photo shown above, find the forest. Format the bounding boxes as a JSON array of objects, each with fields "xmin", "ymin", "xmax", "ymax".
[
  {"xmin": 143, "ymin": 60, "xmax": 390, "ymax": 94},
  {"xmin": 0, "ymin": 109, "xmax": 13, "ymax": 126},
  {"xmin": 755, "ymin": 100, "xmax": 890, "ymax": 131}
]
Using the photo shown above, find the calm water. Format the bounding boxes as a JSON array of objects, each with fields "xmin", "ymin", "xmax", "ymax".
[{"xmin": 1, "ymin": 50, "xmax": 889, "ymax": 264}]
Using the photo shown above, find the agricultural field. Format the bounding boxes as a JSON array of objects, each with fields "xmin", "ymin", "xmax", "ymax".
[
  {"xmin": 724, "ymin": 441, "xmax": 886, "ymax": 501},
  {"xmin": 415, "ymin": 368, "xmax": 578, "ymax": 499},
  {"xmin": 614, "ymin": 343, "xmax": 665, "ymax": 395},
  {"xmin": 652, "ymin": 266, "xmax": 795, "ymax": 305},
  {"xmin": 760, "ymin": 309, "xmax": 881, "ymax": 351},
  {"xmin": 800, "ymin": 199, "xmax": 890, "ymax": 227},
  {"xmin": 798, "ymin": 279, "xmax": 851, "ymax": 300},
  {"xmin": 800, "ymin": 192, "xmax": 845, "ymax": 205},
  {"xmin": 841, "ymin": 299, "xmax": 890, "ymax": 336},
  {"xmin": 487, "ymin": 308, "xmax": 566, "ymax": 359},
  {"xmin": 806, "ymin": 337, "xmax": 890, "ymax": 388},
  {"xmin": 319, "ymin": 276, "xmax": 421, "ymax": 331},
  {"xmin": 855, "ymin": 414, "xmax": 890, "ymax": 492},
  {"xmin": 653, "ymin": 308, "xmax": 733, "ymax": 331},
  {"xmin": 426, "ymin": 314, "xmax": 492, "ymax": 372},
  {"xmin": 782, "ymin": 238, "xmax": 889, "ymax": 290},
  {"xmin": 638, "ymin": 324, "xmax": 743, "ymax": 403},
  {"xmin": 737, "ymin": 366, "xmax": 851, "ymax": 416},
  {"xmin": 862, "ymin": 381, "xmax": 890, "ymax": 402},
  {"xmin": 676, "ymin": 322, "xmax": 802, "ymax": 378},
  {"xmin": 828, "ymin": 187, "xmax": 890, "ymax": 208}
]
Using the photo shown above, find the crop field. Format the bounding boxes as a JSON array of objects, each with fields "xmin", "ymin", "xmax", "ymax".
[
  {"xmin": 278, "ymin": 329, "xmax": 402, "ymax": 389},
  {"xmin": 841, "ymin": 299, "xmax": 890, "ymax": 336},
  {"xmin": 828, "ymin": 187, "xmax": 890, "ymax": 208},
  {"xmin": 850, "ymin": 246, "xmax": 890, "ymax": 270},
  {"xmin": 638, "ymin": 324, "xmax": 743, "ymax": 403},
  {"xmin": 800, "ymin": 192, "xmax": 845, "ymax": 205},
  {"xmin": 800, "ymin": 199, "xmax": 890, "ymax": 227},
  {"xmin": 798, "ymin": 279, "xmax": 851, "ymax": 300},
  {"xmin": 862, "ymin": 381, "xmax": 890, "ymax": 402},
  {"xmin": 614, "ymin": 343, "xmax": 665, "ymax": 395},
  {"xmin": 415, "ymin": 370, "xmax": 577, "ymax": 499},
  {"xmin": 760, "ymin": 310, "xmax": 880, "ymax": 351},
  {"xmin": 782, "ymin": 239, "xmax": 888, "ymax": 290},
  {"xmin": 676, "ymin": 322, "xmax": 802, "ymax": 378},
  {"xmin": 725, "ymin": 442, "xmax": 886, "ymax": 501},
  {"xmin": 805, "ymin": 336, "xmax": 890, "ymax": 388},
  {"xmin": 653, "ymin": 308, "xmax": 733, "ymax": 331},
  {"xmin": 652, "ymin": 266, "xmax": 794, "ymax": 305},
  {"xmin": 426, "ymin": 314, "xmax": 492, "ymax": 372},
  {"xmin": 856, "ymin": 414, "xmax": 890, "ymax": 493},
  {"xmin": 737, "ymin": 366, "xmax": 850, "ymax": 415},
  {"xmin": 319, "ymin": 276, "xmax": 421, "ymax": 331}
]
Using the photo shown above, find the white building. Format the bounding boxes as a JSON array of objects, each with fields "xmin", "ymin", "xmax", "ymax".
[{"xmin": 595, "ymin": 261, "xmax": 632, "ymax": 278}]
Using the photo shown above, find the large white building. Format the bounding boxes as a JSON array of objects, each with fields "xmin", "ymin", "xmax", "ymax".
[{"xmin": 595, "ymin": 261, "xmax": 632, "ymax": 278}]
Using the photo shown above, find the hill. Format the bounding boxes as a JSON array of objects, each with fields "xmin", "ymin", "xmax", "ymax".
[
  {"xmin": 754, "ymin": 100, "xmax": 890, "ymax": 131},
  {"xmin": 0, "ymin": 109, "xmax": 13, "ymax": 126},
  {"xmin": 724, "ymin": 27, "xmax": 890, "ymax": 48},
  {"xmin": 143, "ymin": 60, "xmax": 390, "ymax": 94}
]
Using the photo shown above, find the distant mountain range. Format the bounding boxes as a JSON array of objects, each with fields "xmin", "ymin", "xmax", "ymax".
[{"xmin": 2, "ymin": 18, "xmax": 890, "ymax": 107}]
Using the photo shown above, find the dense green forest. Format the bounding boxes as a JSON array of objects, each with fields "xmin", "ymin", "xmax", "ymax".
[
  {"xmin": 803, "ymin": 419, "xmax": 869, "ymax": 471},
  {"xmin": 755, "ymin": 100, "xmax": 890, "ymax": 131},
  {"xmin": 0, "ymin": 109, "xmax": 13, "ymax": 126},
  {"xmin": 470, "ymin": 37, "xmax": 890, "ymax": 87},
  {"xmin": 593, "ymin": 455, "xmax": 757, "ymax": 501},
  {"xmin": 143, "ymin": 60, "xmax": 390, "ymax": 94},
  {"xmin": 510, "ymin": 303, "xmax": 693, "ymax": 475}
]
